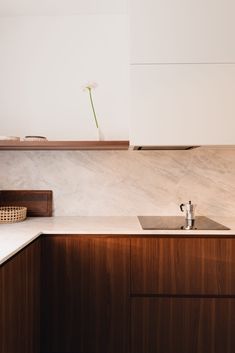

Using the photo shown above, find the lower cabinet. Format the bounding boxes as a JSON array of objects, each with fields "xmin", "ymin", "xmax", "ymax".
[
  {"xmin": 2, "ymin": 234, "xmax": 235, "ymax": 353},
  {"xmin": 131, "ymin": 297, "xmax": 235, "ymax": 353},
  {"xmin": 0, "ymin": 239, "xmax": 41, "ymax": 353},
  {"xmin": 130, "ymin": 237, "xmax": 235, "ymax": 295},
  {"xmin": 41, "ymin": 236, "xmax": 130, "ymax": 353},
  {"xmin": 130, "ymin": 237, "xmax": 235, "ymax": 353}
]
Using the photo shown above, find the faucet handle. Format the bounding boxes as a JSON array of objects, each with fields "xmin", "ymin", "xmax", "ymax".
[{"xmin": 180, "ymin": 203, "xmax": 185, "ymax": 212}]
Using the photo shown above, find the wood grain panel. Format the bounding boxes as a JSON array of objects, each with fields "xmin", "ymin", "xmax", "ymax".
[
  {"xmin": 0, "ymin": 190, "xmax": 52, "ymax": 216},
  {"xmin": 131, "ymin": 237, "xmax": 235, "ymax": 295},
  {"xmin": 131, "ymin": 297, "xmax": 235, "ymax": 353},
  {"xmin": 0, "ymin": 140, "xmax": 129, "ymax": 150},
  {"xmin": 0, "ymin": 239, "xmax": 41, "ymax": 353},
  {"xmin": 41, "ymin": 236, "xmax": 130, "ymax": 353}
]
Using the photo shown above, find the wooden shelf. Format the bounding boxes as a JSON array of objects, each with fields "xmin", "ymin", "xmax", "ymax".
[{"xmin": 0, "ymin": 140, "xmax": 129, "ymax": 151}]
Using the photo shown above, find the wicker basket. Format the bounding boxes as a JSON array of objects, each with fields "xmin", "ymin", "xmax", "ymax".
[{"xmin": 0, "ymin": 206, "xmax": 27, "ymax": 224}]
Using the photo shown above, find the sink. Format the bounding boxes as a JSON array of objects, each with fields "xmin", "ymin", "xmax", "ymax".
[{"xmin": 138, "ymin": 216, "xmax": 230, "ymax": 230}]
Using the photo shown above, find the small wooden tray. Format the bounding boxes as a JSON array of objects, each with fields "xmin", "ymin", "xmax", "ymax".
[{"xmin": 0, "ymin": 190, "xmax": 53, "ymax": 217}]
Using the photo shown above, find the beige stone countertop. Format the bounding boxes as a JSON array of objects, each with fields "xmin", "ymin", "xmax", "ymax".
[{"xmin": 1, "ymin": 216, "xmax": 235, "ymax": 265}]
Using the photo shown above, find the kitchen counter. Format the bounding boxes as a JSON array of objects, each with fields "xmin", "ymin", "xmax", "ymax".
[{"xmin": 1, "ymin": 216, "xmax": 235, "ymax": 265}]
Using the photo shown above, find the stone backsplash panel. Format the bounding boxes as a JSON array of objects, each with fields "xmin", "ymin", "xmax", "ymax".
[{"xmin": 0, "ymin": 148, "xmax": 234, "ymax": 217}]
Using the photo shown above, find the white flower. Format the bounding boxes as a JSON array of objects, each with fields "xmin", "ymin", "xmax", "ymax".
[
  {"xmin": 82, "ymin": 82, "xmax": 98, "ymax": 91},
  {"xmin": 82, "ymin": 81, "xmax": 99, "ymax": 128}
]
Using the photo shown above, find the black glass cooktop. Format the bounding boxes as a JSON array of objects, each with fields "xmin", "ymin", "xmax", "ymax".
[{"xmin": 138, "ymin": 216, "xmax": 230, "ymax": 230}]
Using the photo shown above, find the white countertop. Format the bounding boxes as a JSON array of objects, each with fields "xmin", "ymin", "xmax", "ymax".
[{"xmin": 1, "ymin": 216, "xmax": 235, "ymax": 265}]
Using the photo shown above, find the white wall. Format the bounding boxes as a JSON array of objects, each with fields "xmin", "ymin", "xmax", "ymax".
[{"xmin": 0, "ymin": 14, "xmax": 129, "ymax": 140}]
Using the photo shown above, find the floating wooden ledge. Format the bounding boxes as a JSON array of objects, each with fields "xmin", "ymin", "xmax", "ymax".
[{"xmin": 0, "ymin": 140, "xmax": 130, "ymax": 151}]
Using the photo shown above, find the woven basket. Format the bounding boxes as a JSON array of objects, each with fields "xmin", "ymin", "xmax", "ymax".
[{"xmin": 0, "ymin": 206, "xmax": 27, "ymax": 224}]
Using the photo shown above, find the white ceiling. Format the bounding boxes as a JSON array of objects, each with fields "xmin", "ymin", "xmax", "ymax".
[{"xmin": 0, "ymin": 0, "xmax": 128, "ymax": 16}]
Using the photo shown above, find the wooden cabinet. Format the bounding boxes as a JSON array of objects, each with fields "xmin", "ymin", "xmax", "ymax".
[
  {"xmin": 130, "ymin": 236, "xmax": 235, "ymax": 353},
  {"xmin": 1, "ymin": 233, "xmax": 235, "ymax": 353},
  {"xmin": 41, "ymin": 235, "xmax": 130, "ymax": 353},
  {"xmin": 131, "ymin": 237, "xmax": 235, "ymax": 295},
  {"xmin": 0, "ymin": 239, "xmax": 41, "ymax": 353},
  {"xmin": 131, "ymin": 298, "xmax": 235, "ymax": 353}
]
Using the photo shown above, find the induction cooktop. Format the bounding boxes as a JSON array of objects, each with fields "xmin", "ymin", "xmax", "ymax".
[{"xmin": 138, "ymin": 216, "xmax": 230, "ymax": 230}]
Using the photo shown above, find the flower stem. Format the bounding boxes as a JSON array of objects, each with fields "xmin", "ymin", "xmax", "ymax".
[{"xmin": 88, "ymin": 88, "xmax": 99, "ymax": 129}]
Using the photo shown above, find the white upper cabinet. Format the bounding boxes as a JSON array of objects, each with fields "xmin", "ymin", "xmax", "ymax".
[
  {"xmin": 130, "ymin": 0, "xmax": 235, "ymax": 63},
  {"xmin": 131, "ymin": 64, "xmax": 235, "ymax": 146},
  {"xmin": 130, "ymin": 0, "xmax": 235, "ymax": 145},
  {"xmin": 0, "ymin": 0, "xmax": 128, "ymax": 16}
]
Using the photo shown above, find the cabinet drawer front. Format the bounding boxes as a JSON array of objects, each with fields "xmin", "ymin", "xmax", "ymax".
[
  {"xmin": 131, "ymin": 298, "xmax": 235, "ymax": 353},
  {"xmin": 131, "ymin": 238, "xmax": 235, "ymax": 295}
]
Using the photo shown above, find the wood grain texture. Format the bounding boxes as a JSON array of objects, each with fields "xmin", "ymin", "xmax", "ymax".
[
  {"xmin": 131, "ymin": 237, "xmax": 235, "ymax": 295},
  {"xmin": 131, "ymin": 297, "xmax": 235, "ymax": 353},
  {"xmin": 0, "ymin": 140, "xmax": 129, "ymax": 150},
  {"xmin": 0, "ymin": 239, "xmax": 41, "ymax": 353},
  {"xmin": 0, "ymin": 190, "xmax": 53, "ymax": 216},
  {"xmin": 41, "ymin": 235, "xmax": 130, "ymax": 353}
]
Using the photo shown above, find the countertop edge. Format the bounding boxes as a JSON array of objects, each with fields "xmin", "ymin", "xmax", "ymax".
[
  {"xmin": 0, "ymin": 231, "xmax": 42, "ymax": 265},
  {"xmin": 1, "ymin": 216, "xmax": 235, "ymax": 266}
]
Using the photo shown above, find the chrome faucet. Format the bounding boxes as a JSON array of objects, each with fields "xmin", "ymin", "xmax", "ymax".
[{"xmin": 180, "ymin": 200, "xmax": 196, "ymax": 229}]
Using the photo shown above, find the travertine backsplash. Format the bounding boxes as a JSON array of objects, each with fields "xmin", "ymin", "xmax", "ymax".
[{"xmin": 0, "ymin": 148, "xmax": 235, "ymax": 217}]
